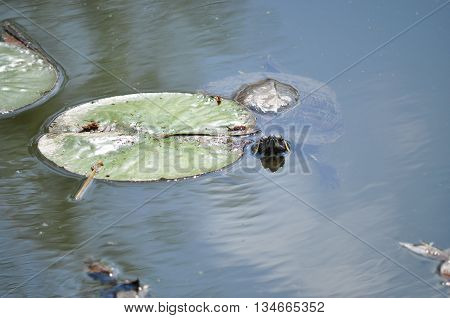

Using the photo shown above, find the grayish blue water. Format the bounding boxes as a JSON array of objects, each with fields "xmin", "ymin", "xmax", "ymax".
[{"xmin": 0, "ymin": 0, "xmax": 449, "ymax": 297}]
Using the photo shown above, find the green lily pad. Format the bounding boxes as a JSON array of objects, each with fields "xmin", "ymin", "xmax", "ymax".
[
  {"xmin": 37, "ymin": 93, "xmax": 257, "ymax": 181},
  {"xmin": 0, "ymin": 20, "xmax": 64, "ymax": 117}
]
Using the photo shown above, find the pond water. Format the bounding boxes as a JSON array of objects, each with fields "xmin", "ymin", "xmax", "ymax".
[{"xmin": 0, "ymin": 0, "xmax": 449, "ymax": 297}]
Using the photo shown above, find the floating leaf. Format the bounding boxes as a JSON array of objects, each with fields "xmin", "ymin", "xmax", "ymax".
[
  {"xmin": 37, "ymin": 93, "xmax": 256, "ymax": 181},
  {"xmin": 0, "ymin": 20, "xmax": 64, "ymax": 117}
]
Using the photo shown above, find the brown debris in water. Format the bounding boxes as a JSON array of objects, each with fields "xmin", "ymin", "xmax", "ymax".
[{"xmin": 85, "ymin": 260, "xmax": 114, "ymax": 277}]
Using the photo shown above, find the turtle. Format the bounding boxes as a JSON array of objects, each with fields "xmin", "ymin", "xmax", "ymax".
[
  {"xmin": 400, "ymin": 241, "xmax": 450, "ymax": 286},
  {"xmin": 203, "ymin": 57, "xmax": 343, "ymax": 182}
]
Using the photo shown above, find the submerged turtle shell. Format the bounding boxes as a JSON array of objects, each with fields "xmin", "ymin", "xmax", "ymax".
[
  {"xmin": 235, "ymin": 78, "xmax": 299, "ymax": 113},
  {"xmin": 204, "ymin": 72, "xmax": 343, "ymax": 145}
]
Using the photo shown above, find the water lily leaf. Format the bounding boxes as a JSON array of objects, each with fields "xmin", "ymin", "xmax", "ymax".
[
  {"xmin": 47, "ymin": 93, "xmax": 255, "ymax": 136},
  {"xmin": 37, "ymin": 93, "xmax": 256, "ymax": 181},
  {"xmin": 0, "ymin": 20, "xmax": 64, "ymax": 117}
]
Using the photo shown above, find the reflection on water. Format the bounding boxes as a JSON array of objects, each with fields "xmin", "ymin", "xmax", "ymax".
[{"xmin": 0, "ymin": 0, "xmax": 449, "ymax": 297}]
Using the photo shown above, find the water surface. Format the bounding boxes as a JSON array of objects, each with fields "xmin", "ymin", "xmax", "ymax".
[{"xmin": 0, "ymin": 0, "xmax": 449, "ymax": 297}]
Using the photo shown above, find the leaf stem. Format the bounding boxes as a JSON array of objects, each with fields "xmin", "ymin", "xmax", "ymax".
[{"xmin": 74, "ymin": 160, "xmax": 104, "ymax": 201}]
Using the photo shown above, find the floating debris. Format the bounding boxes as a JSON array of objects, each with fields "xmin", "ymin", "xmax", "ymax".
[
  {"xmin": 84, "ymin": 260, "xmax": 149, "ymax": 298},
  {"xmin": 100, "ymin": 279, "xmax": 149, "ymax": 298},
  {"xmin": 85, "ymin": 259, "xmax": 117, "ymax": 284},
  {"xmin": 439, "ymin": 260, "xmax": 450, "ymax": 280},
  {"xmin": 400, "ymin": 241, "xmax": 450, "ymax": 286},
  {"xmin": 399, "ymin": 241, "xmax": 450, "ymax": 261}
]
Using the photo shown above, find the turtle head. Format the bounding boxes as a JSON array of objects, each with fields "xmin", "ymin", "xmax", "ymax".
[
  {"xmin": 252, "ymin": 135, "xmax": 291, "ymax": 156},
  {"xmin": 252, "ymin": 135, "xmax": 291, "ymax": 172},
  {"xmin": 260, "ymin": 155, "xmax": 286, "ymax": 172}
]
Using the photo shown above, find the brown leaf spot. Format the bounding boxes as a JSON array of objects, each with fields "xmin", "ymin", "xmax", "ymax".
[{"xmin": 80, "ymin": 121, "xmax": 99, "ymax": 132}]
